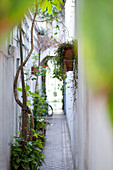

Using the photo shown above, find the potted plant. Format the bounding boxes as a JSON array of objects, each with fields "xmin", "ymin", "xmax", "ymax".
[{"xmin": 53, "ymin": 39, "xmax": 78, "ymax": 80}]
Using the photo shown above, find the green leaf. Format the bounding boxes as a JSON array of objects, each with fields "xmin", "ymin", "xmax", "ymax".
[
  {"xmin": 22, "ymin": 164, "xmax": 27, "ymax": 169},
  {"xmin": 35, "ymin": 147, "xmax": 42, "ymax": 152},
  {"xmin": 16, "ymin": 148, "xmax": 22, "ymax": 152},
  {"xmin": 13, "ymin": 164, "xmax": 20, "ymax": 169},
  {"xmin": 25, "ymin": 127, "xmax": 27, "ymax": 130},
  {"xmin": 13, "ymin": 136, "xmax": 18, "ymax": 139},
  {"xmin": 42, "ymin": 158, "xmax": 46, "ymax": 164},
  {"xmin": 53, "ymin": 0, "xmax": 59, "ymax": 5},
  {"xmin": 39, "ymin": 0, "xmax": 46, "ymax": 9},
  {"xmin": 26, "ymin": 93, "xmax": 29, "ymax": 97},
  {"xmin": 42, "ymin": 0, "xmax": 48, "ymax": 12},
  {"xmin": 54, "ymin": 3, "xmax": 61, "ymax": 10},
  {"xmin": 41, "ymin": 153, "xmax": 46, "ymax": 157},
  {"xmin": 55, "ymin": 25, "xmax": 60, "ymax": 30},
  {"xmin": 57, "ymin": 0, "xmax": 64, "ymax": 6},
  {"xmin": 34, "ymin": 133, "xmax": 38, "ymax": 138},
  {"xmin": 16, "ymin": 158, "xmax": 21, "ymax": 163},
  {"xmin": 54, "ymin": 32, "xmax": 57, "ymax": 35},
  {"xmin": 30, "ymin": 92, "xmax": 40, "ymax": 98},
  {"xmin": 48, "ymin": 1, "xmax": 52, "ymax": 14},
  {"xmin": 16, "ymin": 131, "xmax": 20, "ymax": 134},
  {"xmin": 31, "ymin": 128, "xmax": 35, "ymax": 132},
  {"xmin": 27, "ymin": 101, "xmax": 30, "ymax": 106},
  {"xmin": 27, "ymin": 100, "xmax": 33, "ymax": 106},
  {"xmin": 25, "ymin": 85, "xmax": 30, "ymax": 91},
  {"xmin": 16, "ymin": 88, "xmax": 22, "ymax": 92},
  {"xmin": 54, "ymin": 39, "xmax": 57, "ymax": 42}
]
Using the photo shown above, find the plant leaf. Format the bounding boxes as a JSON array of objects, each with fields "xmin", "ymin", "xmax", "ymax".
[
  {"xmin": 26, "ymin": 93, "xmax": 29, "ymax": 97},
  {"xmin": 42, "ymin": 0, "xmax": 48, "ymax": 12},
  {"xmin": 31, "ymin": 128, "xmax": 35, "ymax": 132},
  {"xmin": 39, "ymin": 0, "xmax": 46, "ymax": 9},
  {"xmin": 30, "ymin": 92, "xmax": 40, "ymax": 97},
  {"xmin": 25, "ymin": 85, "xmax": 30, "ymax": 91},
  {"xmin": 57, "ymin": 0, "xmax": 64, "ymax": 5},
  {"xmin": 16, "ymin": 88, "xmax": 22, "ymax": 92},
  {"xmin": 48, "ymin": 1, "xmax": 52, "ymax": 14}
]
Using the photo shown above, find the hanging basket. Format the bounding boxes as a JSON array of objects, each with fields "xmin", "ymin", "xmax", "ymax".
[
  {"xmin": 63, "ymin": 46, "xmax": 74, "ymax": 72},
  {"xmin": 64, "ymin": 59, "xmax": 73, "ymax": 72},
  {"xmin": 64, "ymin": 46, "xmax": 74, "ymax": 60}
]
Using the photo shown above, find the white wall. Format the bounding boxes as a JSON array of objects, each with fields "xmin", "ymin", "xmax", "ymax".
[
  {"xmin": 0, "ymin": 48, "xmax": 17, "ymax": 170},
  {"xmin": 65, "ymin": 0, "xmax": 113, "ymax": 170},
  {"xmin": 0, "ymin": 12, "xmax": 40, "ymax": 169},
  {"xmin": 65, "ymin": 0, "xmax": 77, "ymax": 167},
  {"xmin": 65, "ymin": 0, "xmax": 75, "ymax": 40},
  {"xmin": 65, "ymin": 71, "xmax": 74, "ymax": 139}
]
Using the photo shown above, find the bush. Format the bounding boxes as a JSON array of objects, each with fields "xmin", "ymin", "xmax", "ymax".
[
  {"xmin": 10, "ymin": 136, "xmax": 45, "ymax": 170},
  {"xmin": 33, "ymin": 91, "xmax": 48, "ymax": 117}
]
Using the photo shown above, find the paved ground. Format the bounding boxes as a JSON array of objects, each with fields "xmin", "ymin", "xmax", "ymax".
[{"xmin": 40, "ymin": 114, "xmax": 74, "ymax": 170}]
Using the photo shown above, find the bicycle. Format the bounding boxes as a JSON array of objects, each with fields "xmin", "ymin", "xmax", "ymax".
[{"xmin": 47, "ymin": 103, "xmax": 53, "ymax": 117}]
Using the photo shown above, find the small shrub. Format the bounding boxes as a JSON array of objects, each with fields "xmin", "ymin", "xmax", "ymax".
[
  {"xmin": 33, "ymin": 91, "xmax": 48, "ymax": 117},
  {"xmin": 10, "ymin": 136, "xmax": 45, "ymax": 170}
]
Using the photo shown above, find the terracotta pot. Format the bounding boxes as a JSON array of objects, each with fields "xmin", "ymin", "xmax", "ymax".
[
  {"xmin": 64, "ymin": 46, "xmax": 74, "ymax": 60},
  {"xmin": 64, "ymin": 59, "xmax": 73, "ymax": 72}
]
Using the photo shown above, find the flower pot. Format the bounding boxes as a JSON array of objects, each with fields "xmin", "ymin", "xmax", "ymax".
[
  {"xmin": 64, "ymin": 59, "xmax": 73, "ymax": 72},
  {"xmin": 63, "ymin": 46, "xmax": 74, "ymax": 72},
  {"xmin": 64, "ymin": 46, "xmax": 74, "ymax": 60}
]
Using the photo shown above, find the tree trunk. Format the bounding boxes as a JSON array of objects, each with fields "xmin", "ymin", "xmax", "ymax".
[
  {"xmin": 13, "ymin": 4, "xmax": 38, "ymax": 141},
  {"xmin": 19, "ymin": 24, "xmax": 28, "ymax": 141}
]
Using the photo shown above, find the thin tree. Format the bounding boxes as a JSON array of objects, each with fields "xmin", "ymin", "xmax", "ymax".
[{"xmin": 13, "ymin": 4, "xmax": 38, "ymax": 141}]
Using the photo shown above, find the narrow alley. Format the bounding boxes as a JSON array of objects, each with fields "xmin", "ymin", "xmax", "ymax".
[
  {"xmin": 1, "ymin": 0, "xmax": 113, "ymax": 170},
  {"xmin": 40, "ymin": 114, "xmax": 74, "ymax": 170}
]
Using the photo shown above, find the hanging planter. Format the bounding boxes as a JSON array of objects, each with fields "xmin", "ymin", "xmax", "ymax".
[
  {"xmin": 64, "ymin": 59, "xmax": 73, "ymax": 72},
  {"xmin": 63, "ymin": 46, "xmax": 74, "ymax": 72},
  {"xmin": 64, "ymin": 46, "xmax": 74, "ymax": 60},
  {"xmin": 53, "ymin": 39, "xmax": 78, "ymax": 81}
]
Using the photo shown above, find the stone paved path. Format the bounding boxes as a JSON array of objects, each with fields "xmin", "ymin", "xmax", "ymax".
[{"xmin": 40, "ymin": 114, "xmax": 74, "ymax": 170}]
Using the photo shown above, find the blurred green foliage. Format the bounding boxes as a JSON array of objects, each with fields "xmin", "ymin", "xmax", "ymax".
[
  {"xmin": 108, "ymin": 90, "xmax": 113, "ymax": 125},
  {"xmin": 83, "ymin": 0, "xmax": 113, "ymax": 92},
  {"xmin": 0, "ymin": 0, "xmax": 32, "ymax": 37},
  {"xmin": 0, "ymin": 0, "xmax": 64, "ymax": 38},
  {"xmin": 83, "ymin": 0, "xmax": 113, "ymax": 124}
]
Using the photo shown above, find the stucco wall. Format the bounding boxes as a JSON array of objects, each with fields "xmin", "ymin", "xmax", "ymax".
[
  {"xmin": 65, "ymin": 71, "xmax": 74, "ymax": 140},
  {"xmin": 0, "ymin": 12, "xmax": 39, "ymax": 169},
  {"xmin": 0, "ymin": 49, "xmax": 16, "ymax": 170},
  {"xmin": 65, "ymin": 0, "xmax": 113, "ymax": 170}
]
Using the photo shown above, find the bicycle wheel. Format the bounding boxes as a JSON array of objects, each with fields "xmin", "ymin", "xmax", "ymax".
[{"xmin": 47, "ymin": 104, "xmax": 53, "ymax": 116}]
